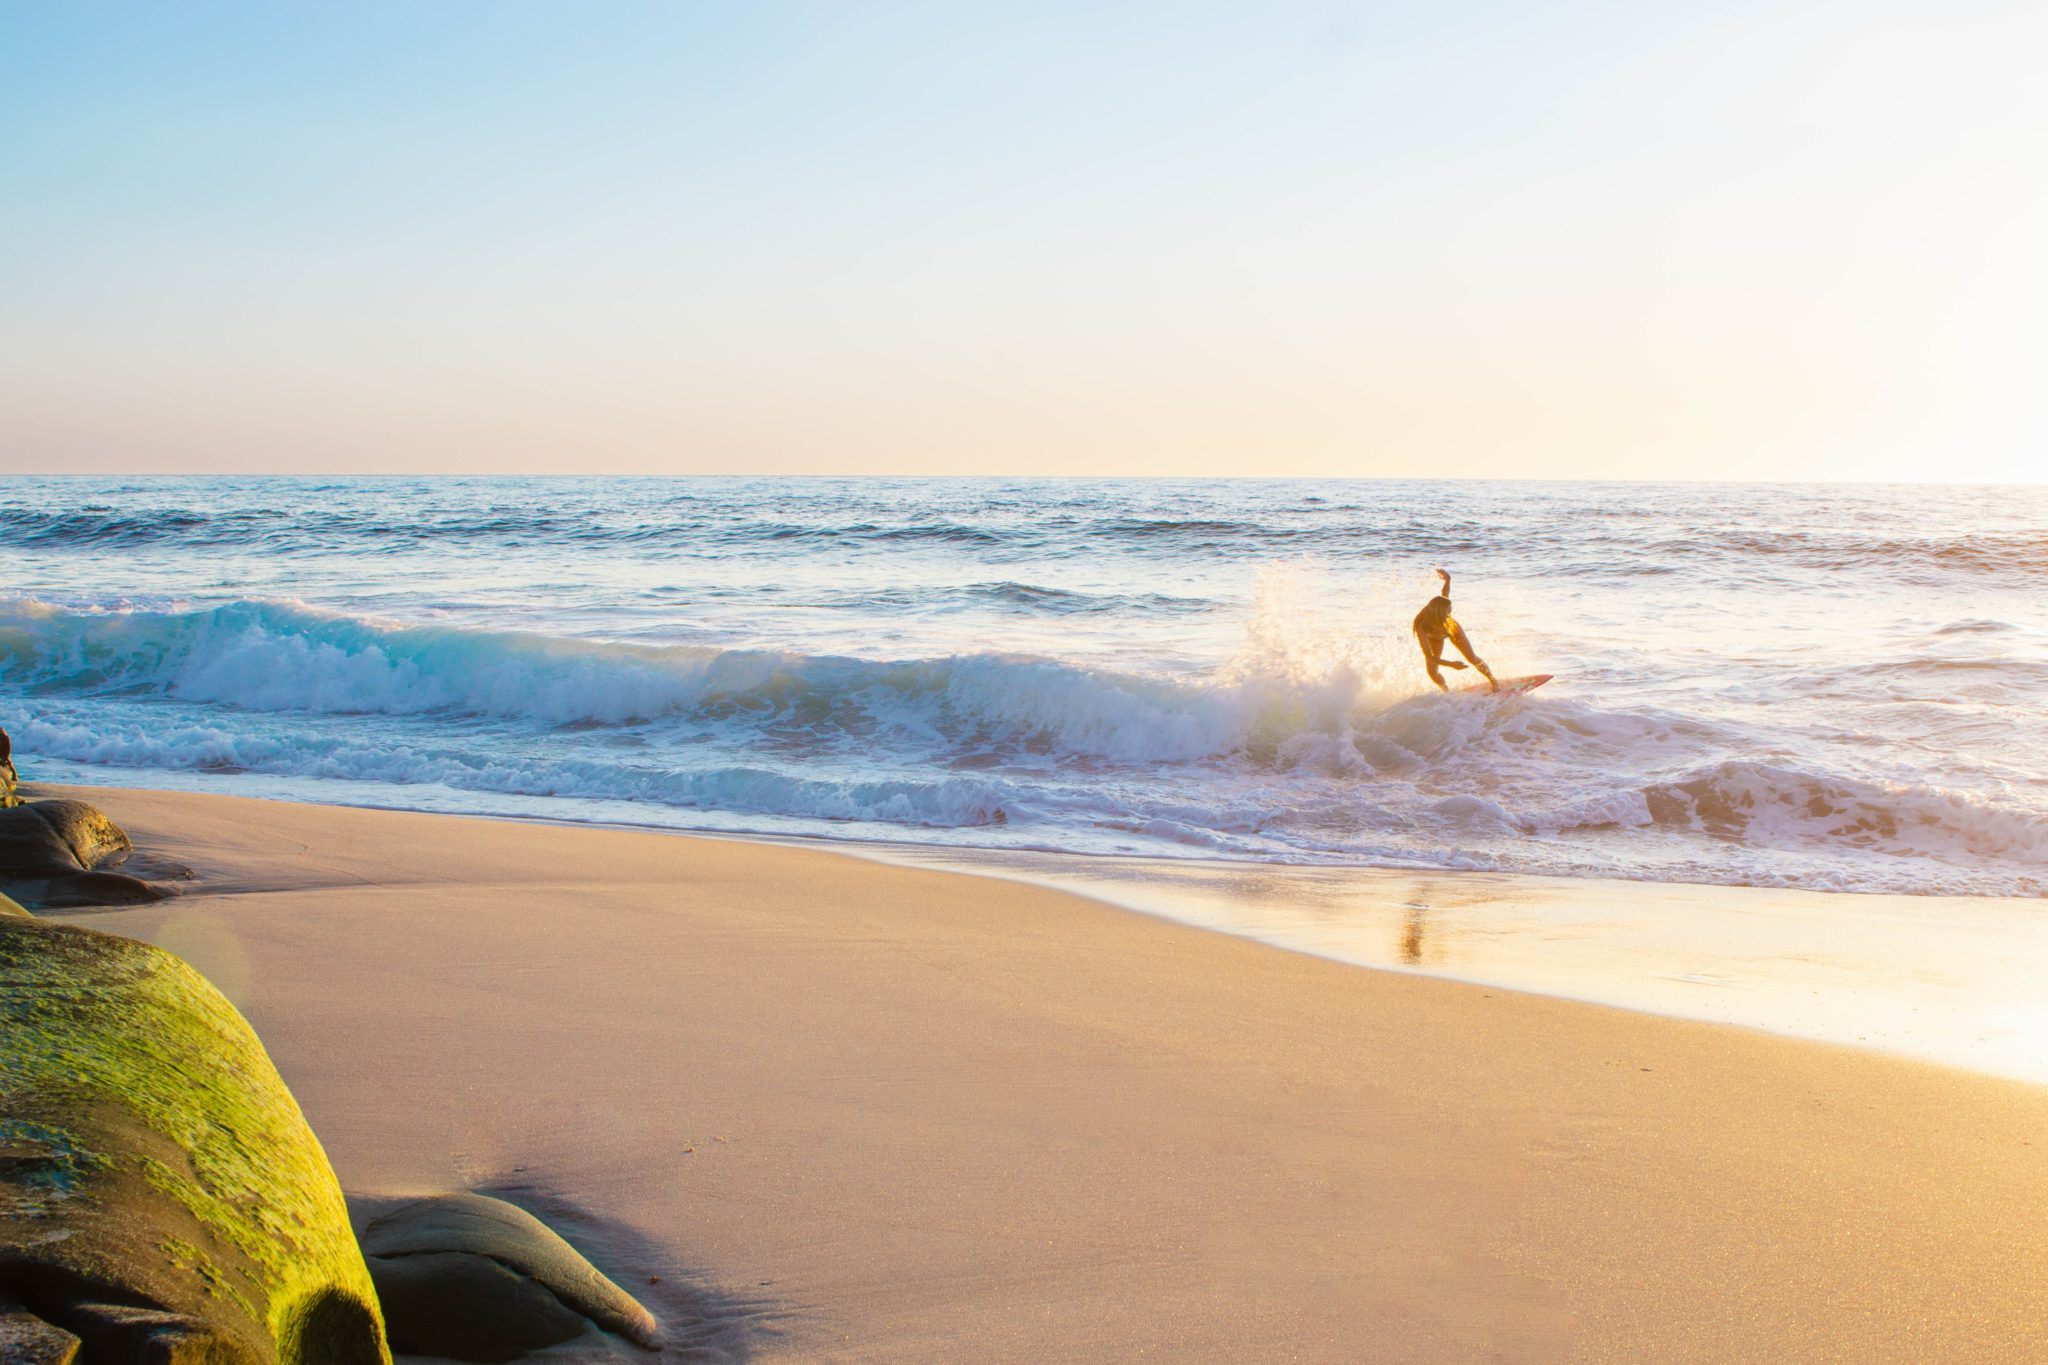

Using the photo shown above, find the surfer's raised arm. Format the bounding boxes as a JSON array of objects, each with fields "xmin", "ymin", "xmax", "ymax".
[{"xmin": 1412, "ymin": 567, "xmax": 1496, "ymax": 693}]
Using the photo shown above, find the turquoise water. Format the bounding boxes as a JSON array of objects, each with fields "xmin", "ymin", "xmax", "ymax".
[{"xmin": 3, "ymin": 476, "xmax": 2044, "ymax": 896}]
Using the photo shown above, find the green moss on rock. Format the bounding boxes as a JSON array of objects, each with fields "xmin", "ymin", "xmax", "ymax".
[{"xmin": 0, "ymin": 918, "xmax": 389, "ymax": 1365}]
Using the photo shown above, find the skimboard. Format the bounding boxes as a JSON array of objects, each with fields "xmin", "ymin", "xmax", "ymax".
[{"xmin": 1460, "ymin": 673, "xmax": 1551, "ymax": 696}]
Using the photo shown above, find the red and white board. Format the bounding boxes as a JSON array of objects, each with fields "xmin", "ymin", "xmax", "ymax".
[{"xmin": 1461, "ymin": 673, "xmax": 1552, "ymax": 696}]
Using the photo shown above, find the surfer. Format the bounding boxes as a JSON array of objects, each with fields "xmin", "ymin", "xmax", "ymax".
[{"xmin": 1414, "ymin": 568, "xmax": 1497, "ymax": 693}]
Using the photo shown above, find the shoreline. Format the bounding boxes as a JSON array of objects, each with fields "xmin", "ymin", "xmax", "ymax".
[
  {"xmin": 22, "ymin": 779, "xmax": 2048, "ymax": 1359},
  {"xmin": 32, "ymin": 756, "xmax": 2040, "ymax": 903},
  {"xmin": 29, "ymin": 770, "xmax": 2048, "ymax": 1085},
  {"xmin": 864, "ymin": 844, "xmax": 2048, "ymax": 1086}
]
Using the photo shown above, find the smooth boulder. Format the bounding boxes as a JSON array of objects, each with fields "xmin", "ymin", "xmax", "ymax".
[
  {"xmin": 36, "ymin": 871, "xmax": 174, "ymax": 909},
  {"xmin": 32, "ymin": 800, "xmax": 132, "ymax": 872},
  {"xmin": 0, "ymin": 801, "xmax": 132, "ymax": 877},
  {"xmin": 0, "ymin": 806, "xmax": 81, "ymax": 877},
  {"xmin": 0, "ymin": 917, "xmax": 390, "ymax": 1365},
  {"xmin": 362, "ymin": 1193, "xmax": 659, "ymax": 1361}
]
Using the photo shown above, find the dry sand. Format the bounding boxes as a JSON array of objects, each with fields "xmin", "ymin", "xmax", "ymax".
[{"xmin": 36, "ymin": 783, "xmax": 2048, "ymax": 1363}]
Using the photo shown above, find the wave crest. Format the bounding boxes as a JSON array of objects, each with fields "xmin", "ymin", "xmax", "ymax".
[{"xmin": 6, "ymin": 592, "xmax": 2045, "ymax": 894}]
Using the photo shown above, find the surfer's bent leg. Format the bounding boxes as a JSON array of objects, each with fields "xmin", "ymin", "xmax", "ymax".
[
  {"xmin": 1416, "ymin": 629, "xmax": 1451, "ymax": 691},
  {"xmin": 1447, "ymin": 622, "xmax": 1496, "ymax": 691}
]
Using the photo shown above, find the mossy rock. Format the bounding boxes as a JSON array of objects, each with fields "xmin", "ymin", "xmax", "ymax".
[
  {"xmin": 362, "ymin": 1193, "xmax": 659, "ymax": 1361},
  {"xmin": 0, "ymin": 918, "xmax": 390, "ymax": 1365}
]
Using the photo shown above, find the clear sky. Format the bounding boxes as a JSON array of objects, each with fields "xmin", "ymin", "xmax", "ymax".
[{"xmin": 3, "ymin": 2, "xmax": 2043, "ymax": 480}]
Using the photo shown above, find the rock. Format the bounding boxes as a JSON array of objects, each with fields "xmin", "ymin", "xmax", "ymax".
[
  {"xmin": 0, "ymin": 807, "xmax": 79, "ymax": 877},
  {"xmin": 365, "ymin": 1251, "xmax": 588, "ymax": 1362},
  {"xmin": 362, "ymin": 1193, "xmax": 660, "ymax": 1361},
  {"xmin": 0, "ymin": 727, "xmax": 18, "ymax": 811},
  {"xmin": 1, "ymin": 1300, "xmax": 81, "ymax": 1364},
  {"xmin": 36, "ymin": 871, "xmax": 176, "ymax": 910},
  {"xmin": 0, "ymin": 891, "xmax": 28, "ymax": 918},
  {"xmin": 30, "ymin": 800, "xmax": 132, "ymax": 872},
  {"xmin": 27, "ymin": 1300, "xmax": 237, "ymax": 1364},
  {"xmin": 0, "ymin": 917, "xmax": 390, "ymax": 1365},
  {"xmin": 0, "ymin": 801, "xmax": 131, "ymax": 878}
]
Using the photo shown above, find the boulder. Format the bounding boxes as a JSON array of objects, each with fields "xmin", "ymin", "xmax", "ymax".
[
  {"xmin": 0, "ymin": 917, "xmax": 390, "ymax": 1365},
  {"xmin": 35, "ymin": 871, "xmax": 175, "ymax": 910},
  {"xmin": 36, "ymin": 801, "xmax": 130, "ymax": 872},
  {"xmin": 363, "ymin": 1251, "xmax": 587, "ymax": 1362},
  {"xmin": 0, "ymin": 807, "xmax": 80, "ymax": 877},
  {"xmin": 0, "ymin": 801, "xmax": 131, "ymax": 878},
  {"xmin": 362, "ymin": 1193, "xmax": 659, "ymax": 1361}
]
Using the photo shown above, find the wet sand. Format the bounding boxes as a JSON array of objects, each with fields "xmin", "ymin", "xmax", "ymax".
[
  {"xmin": 871, "ymin": 845, "xmax": 2048, "ymax": 1084},
  {"xmin": 38, "ymin": 783, "xmax": 2048, "ymax": 1362}
]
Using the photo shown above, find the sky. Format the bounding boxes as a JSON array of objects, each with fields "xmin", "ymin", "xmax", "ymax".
[{"xmin": 2, "ymin": 1, "xmax": 2044, "ymax": 480}]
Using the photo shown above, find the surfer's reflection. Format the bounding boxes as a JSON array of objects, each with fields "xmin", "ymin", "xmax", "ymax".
[{"xmin": 1401, "ymin": 903, "xmax": 1428, "ymax": 965}]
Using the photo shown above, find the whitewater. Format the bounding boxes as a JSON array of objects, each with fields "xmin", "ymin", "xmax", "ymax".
[{"xmin": 3, "ymin": 476, "xmax": 2045, "ymax": 897}]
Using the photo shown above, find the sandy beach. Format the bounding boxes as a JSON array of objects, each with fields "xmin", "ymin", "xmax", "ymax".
[
  {"xmin": 15, "ymin": 6, "xmax": 2048, "ymax": 1358},
  {"xmin": 34, "ymin": 781, "xmax": 2048, "ymax": 1363}
]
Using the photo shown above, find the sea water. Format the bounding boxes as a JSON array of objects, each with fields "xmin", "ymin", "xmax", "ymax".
[{"xmin": 3, "ymin": 476, "xmax": 2044, "ymax": 898}]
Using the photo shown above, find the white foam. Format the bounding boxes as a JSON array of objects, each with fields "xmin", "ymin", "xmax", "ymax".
[{"xmin": 6, "ymin": 591, "xmax": 2047, "ymax": 896}]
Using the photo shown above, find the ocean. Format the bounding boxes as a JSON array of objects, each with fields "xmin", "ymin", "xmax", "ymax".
[{"xmin": 3, "ymin": 476, "xmax": 2044, "ymax": 898}]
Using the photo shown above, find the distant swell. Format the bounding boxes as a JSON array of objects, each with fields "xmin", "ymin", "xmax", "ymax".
[{"xmin": 6, "ymin": 503, "xmax": 2043, "ymax": 582}]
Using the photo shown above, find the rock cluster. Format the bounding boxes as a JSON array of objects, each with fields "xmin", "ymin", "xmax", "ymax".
[
  {"xmin": 0, "ymin": 801, "xmax": 173, "ymax": 911},
  {"xmin": 0, "ymin": 734, "xmax": 668, "ymax": 1362},
  {"xmin": 0, "ymin": 732, "xmax": 175, "ymax": 910}
]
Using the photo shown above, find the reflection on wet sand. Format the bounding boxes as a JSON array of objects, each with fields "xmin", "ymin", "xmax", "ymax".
[
  {"xmin": 1402, "ymin": 902, "xmax": 1426, "ymax": 966},
  {"xmin": 866, "ymin": 847, "xmax": 2048, "ymax": 1086}
]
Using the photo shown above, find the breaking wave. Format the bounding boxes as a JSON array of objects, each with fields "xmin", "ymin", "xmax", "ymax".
[
  {"xmin": 5, "ymin": 594, "xmax": 2043, "ymax": 895},
  {"xmin": 0, "ymin": 597, "xmax": 1243, "ymax": 759}
]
